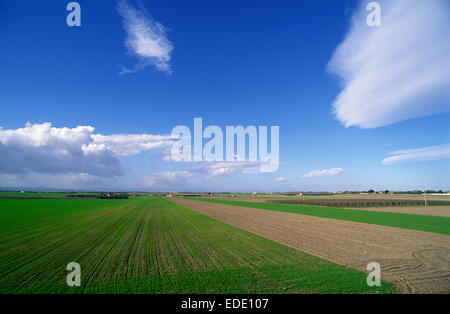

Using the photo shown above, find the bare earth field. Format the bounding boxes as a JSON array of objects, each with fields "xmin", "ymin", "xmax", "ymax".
[
  {"xmin": 170, "ymin": 198, "xmax": 450, "ymax": 293},
  {"xmin": 214, "ymin": 197, "xmax": 450, "ymax": 216},
  {"xmin": 239, "ymin": 194, "xmax": 450, "ymax": 201},
  {"xmin": 345, "ymin": 206, "xmax": 450, "ymax": 217},
  {"xmin": 205, "ymin": 193, "xmax": 450, "ymax": 201}
]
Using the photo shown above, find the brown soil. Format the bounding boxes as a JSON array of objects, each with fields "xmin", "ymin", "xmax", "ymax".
[
  {"xmin": 211, "ymin": 197, "xmax": 450, "ymax": 216},
  {"xmin": 170, "ymin": 198, "xmax": 450, "ymax": 294},
  {"xmin": 224, "ymin": 197, "xmax": 450, "ymax": 216},
  {"xmin": 344, "ymin": 206, "xmax": 450, "ymax": 217},
  {"xmin": 266, "ymin": 198, "xmax": 450, "ymax": 207}
]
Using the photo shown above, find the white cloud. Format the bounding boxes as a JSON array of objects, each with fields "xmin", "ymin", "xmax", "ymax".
[
  {"xmin": 0, "ymin": 123, "xmax": 274, "ymax": 190},
  {"xmin": 0, "ymin": 172, "xmax": 118, "ymax": 190},
  {"xmin": 144, "ymin": 161, "xmax": 266, "ymax": 188},
  {"xmin": 303, "ymin": 168, "xmax": 344, "ymax": 179},
  {"xmin": 275, "ymin": 177, "xmax": 287, "ymax": 182},
  {"xmin": 328, "ymin": 0, "xmax": 450, "ymax": 128},
  {"xmin": 382, "ymin": 143, "xmax": 450, "ymax": 165},
  {"xmin": 117, "ymin": 0, "xmax": 174, "ymax": 74},
  {"xmin": 0, "ymin": 122, "xmax": 174, "ymax": 178},
  {"xmin": 190, "ymin": 161, "xmax": 264, "ymax": 177},
  {"xmin": 145, "ymin": 171, "xmax": 194, "ymax": 187},
  {"xmin": 88, "ymin": 133, "xmax": 174, "ymax": 156},
  {"xmin": 0, "ymin": 122, "xmax": 123, "ymax": 178}
]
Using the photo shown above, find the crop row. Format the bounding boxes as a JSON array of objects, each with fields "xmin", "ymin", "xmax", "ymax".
[{"xmin": 0, "ymin": 197, "xmax": 396, "ymax": 293}]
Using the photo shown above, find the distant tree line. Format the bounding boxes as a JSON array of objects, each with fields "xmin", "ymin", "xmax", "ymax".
[{"xmin": 67, "ymin": 193, "xmax": 129, "ymax": 199}]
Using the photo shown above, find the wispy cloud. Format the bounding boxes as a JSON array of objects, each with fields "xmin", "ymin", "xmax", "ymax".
[
  {"xmin": 144, "ymin": 161, "xmax": 266, "ymax": 188},
  {"xmin": 303, "ymin": 168, "xmax": 344, "ymax": 179},
  {"xmin": 145, "ymin": 171, "xmax": 194, "ymax": 187},
  {"xmin": 328, "ymin": 0, "xmax": 450, "ymax": 128},
  {"xmin": 88, "ymin": 133, "xmax": 174, "ymax": 156},
  {"xmin": 117, "ymin": 0, "xmax": 174, "ymax": 74},
  {"xmin": 382, "ymin": 143, "xmax": 450, "ymax": 165},
  {"xmin": 190, "ymin": 161, "xmax": 264, "ymax": 177},
  {"xmin": 275, "ymin": 177, "xmax": 287, "ymax": 182}
]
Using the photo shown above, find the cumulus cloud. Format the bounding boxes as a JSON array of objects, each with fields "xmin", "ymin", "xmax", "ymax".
[
  {"xmin": 117, "ymin": 0, "xmax": 174, "ymax": 74},
  {"xmin": 328, "ymin": 0, "xmax": 450, "ymax": 128},
  {"xmin": 0, "ymin": 123, "xmax": 123, "ymax": 178},
  {"xmin": 0, "ymin": 122, "xmax": 174, "ymax": 179},
  {"xmin": 382, "ymin": 143, "xmax": 450, "ymax": 165},
  {"xmin": 0, "ymin": 123, "xmax": 275, "ymax": 190},
  {"xmin": 275, "ymin": 177, "xmax": 287, "ymax": 182},
  {"xmin": 302, "ymin": 168, "xmax": 344, "ymax": 179}
]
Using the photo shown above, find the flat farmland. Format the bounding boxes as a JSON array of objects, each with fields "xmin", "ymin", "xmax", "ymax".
[
  {"xmin": 204, "ymin": 195, "xmax": 450, "ymax": 216},
  {"xmin": 208, "ymin": 193, "xmax": 450, "ymax": 202},
  {"xmin": 171, "ymin": 198, "xmax": 450, "ymax": 293},
  {"xmin": 191, "ymin": 198, "xmax": 450, "ymax": 235},
  {"xmin": 0, "ymin": 192, "xmax": 70, "ymax": 198},
  {"xmin": 200, "ymin": 194, "xmax": 450, "ymax": 208},
  {"xmin": 0, "ymin": 197, "xmax": 395, "ymax": 294},
  {"xmin": 341, "ymin": 206, "xmax": 450, "ymax": 217},
  {"xmin": 234, "ymin": 199, "xmax": 450, "ymax": 217}
]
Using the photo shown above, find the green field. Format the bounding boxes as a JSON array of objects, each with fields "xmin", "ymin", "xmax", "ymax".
[
  {"xmin": 0, "ymin": 191, "xmax": 107, "ymax": 198},
  {"xmin": 199, "ymin": 193, "xmax": 450, "ymax": 201},
  {"xmin": 0, "ymin": 191, "xmax": 70, "ymax": 198},
  {"xmin": 0, "ymin": 197, "xmax": 396, "ymax": 294},
  {"xmin": 192, "ymin": 198, "xmax": 450, "ymax": 235}
]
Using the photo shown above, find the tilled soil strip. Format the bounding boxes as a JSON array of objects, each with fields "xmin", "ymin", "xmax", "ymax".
[
  {"xmin": 217, "ymin": 198, "xmax": 450, "ymax": 217},
  {"xmin": 345, "ymin": 206, "xmax": 450, "ymax": 217},
  {"xmin": 169, "ymin": 198, "xmax": 450, "ymax": 293}
]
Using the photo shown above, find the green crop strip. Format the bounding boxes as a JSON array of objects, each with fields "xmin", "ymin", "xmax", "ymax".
[
  {"xmin": 191, "ymin": 198, "xmax": 450, "ymax": 235},
  {"xmin": 0, "ymin": 197, "xmax": 396, "ymax": 294}
]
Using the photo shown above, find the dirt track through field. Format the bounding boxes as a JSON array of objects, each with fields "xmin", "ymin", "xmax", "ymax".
[{"xmin": 170, "ymin": 198, "xmax": 450, "ymax": 293}]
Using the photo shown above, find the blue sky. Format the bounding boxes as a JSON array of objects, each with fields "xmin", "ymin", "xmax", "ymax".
[{"xmin": 0, "ymin": 0, "xmax": 449, "ymax": 192}]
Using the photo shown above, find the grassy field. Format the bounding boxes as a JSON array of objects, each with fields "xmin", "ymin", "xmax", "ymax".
[
  {"xmin": 0, "ymin": 191, "xmax": 108, "ymax": 198},
  {"xmin": 191, "ymin": 198, "xmax": 450, "ymax": 235},
  {"xmin": 203, "ymin": 193, "xmax": 450, "ymax": 202},
  {"xmin": 0, "ymin": 197, "xmax": 396, "ymax": 294},
  {"xmin": 0, "ymin": 191, "xmax": 70, "ymax": 198}
]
